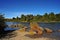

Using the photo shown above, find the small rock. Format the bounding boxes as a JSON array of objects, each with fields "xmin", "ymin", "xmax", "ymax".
[
  {"xmin": 10, "ymin": 24, "xmax": 16, "ymax": 28},
  {"xmin": 44, "ymin": 28, "xmax": 53, "ymax": 33},
  {"xmin": 23, "ymin": 26, "xmax": 28, "ymax": 31},
  {"xmin": 58, "ymin": 29, "xmax": 60, "ymax": 32}
]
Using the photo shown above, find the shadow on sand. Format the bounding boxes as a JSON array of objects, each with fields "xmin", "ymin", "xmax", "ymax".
[
  {"xmin": 25, "ymin": 32, "xmax": 60, "ymax": 40},
  {"xmin": 0, "ymin": 30, "xmax": 17, "ymax": 39}
]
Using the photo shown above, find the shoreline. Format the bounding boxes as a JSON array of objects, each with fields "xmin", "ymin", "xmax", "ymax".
[
  {"xmin": 5, "ymin": 21, "xmax": 60, "ymax": 23},
  {"xmin": 0, "ymin": 30, "xmax": 60, "ymax": 40}
]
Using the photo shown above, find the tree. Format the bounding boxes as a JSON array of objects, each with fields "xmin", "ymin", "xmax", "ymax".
[
  {"xmin": 26, "ymin": 14, "xmax": 33, "ymax": 22},
  {"xmin": 49, "ymin": 12, "xmax": 56, "ymax": 21},
  {"xmin": 55, "ymin": 13, "xmax": 60, "ymax": 21},
  {"xmin": 21, "ymin": 14, "xmax": 26, "ymax": 21},
  {"xmin": 16, "ymin": 16, "xmax": 19, "ymax": 19},
  {"xmin": 13, "ymin": 17, "xmax": 15, "ymax": 19},
  {"xmin": 34, "ymin": 14, "xmax": 42, "ymax": 22},
  {"xmin": 42, "ymin": 13, "xmax": 49, "ymax": 21},
  {"xmin": 4, "ymin": 12, "xmax": 60, "ymax": 22},
  {"xmin": 0, "ymin": 14, "xmax": 7, "ymax": 33}
]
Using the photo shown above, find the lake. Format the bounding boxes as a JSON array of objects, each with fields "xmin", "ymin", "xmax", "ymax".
[{"xmin": 5, "ymin": 22, "xmax": 60, "ymax": 31}]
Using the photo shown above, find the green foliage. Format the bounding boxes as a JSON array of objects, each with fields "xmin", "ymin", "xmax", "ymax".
[
  {"xmin": 55, "ymin": 13, "xmax": 60, "ymax": 21},
  {"xmin": 5, "ymin": 12, "xmax": 60, "ymax": 22},
  {"xmin": 42, "ymin": 13, "xmax": 49, "ymax": 21},
  {"xmin": 0, "ymin": 14, "xmax": 6, "ymax": 32},
  {"xmin": 21, "ymin": 14, "xmax": 26, "ymax": 21},
  {"xmin": 49, "ymin": 12, "xmax": 56, "ymax": 21}
]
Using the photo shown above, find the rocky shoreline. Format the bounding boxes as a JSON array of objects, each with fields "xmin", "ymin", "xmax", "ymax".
[
  {"xmin": 1, "ymin": 23, "xmax": 60, "ymax": 40},
  {"xmin": 0, "ymin": 29, "xmax": 60, "ymax": 40}
]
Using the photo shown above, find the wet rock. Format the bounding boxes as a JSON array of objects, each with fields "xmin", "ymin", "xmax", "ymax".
[{"xmin": 10, "ymin": 24, "xmax": 16, "ymax": 28}]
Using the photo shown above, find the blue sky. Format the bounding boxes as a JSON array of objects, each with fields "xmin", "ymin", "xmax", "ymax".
[{"xmin": 0, "ymin": 0, "xmax": 60, "ymax": 18}]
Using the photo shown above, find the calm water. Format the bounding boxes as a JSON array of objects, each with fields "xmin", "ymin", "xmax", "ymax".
[{"xmin": 5, "ymin": 22, "xmax": 60, "ymax": 31}]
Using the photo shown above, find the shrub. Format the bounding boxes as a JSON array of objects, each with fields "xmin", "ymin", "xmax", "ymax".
[{"xmin": 0, "ymin": 14, "xmax": 6, "ymax": 33}]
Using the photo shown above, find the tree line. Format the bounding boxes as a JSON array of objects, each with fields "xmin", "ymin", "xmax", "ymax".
[{"xmin": 5, "ymin": 12, "xmax": 60, "ymax": 22}]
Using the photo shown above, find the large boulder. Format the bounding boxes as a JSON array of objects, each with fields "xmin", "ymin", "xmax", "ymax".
[
  {"xmin": 34, "ymin": 27, "xmax": 44, "ymax": 35},
  {"xmin": 44, "ymin": 28, "xmax": 53, "ymax": 33},
  {"xmin": 29, "ymin": 22, "xmax": 44, "ymax": 35}
]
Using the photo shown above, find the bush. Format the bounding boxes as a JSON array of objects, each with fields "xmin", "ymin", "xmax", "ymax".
[{"xmin": 0, "ymin": 14, "xmax": 6, "ymax": 33}]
